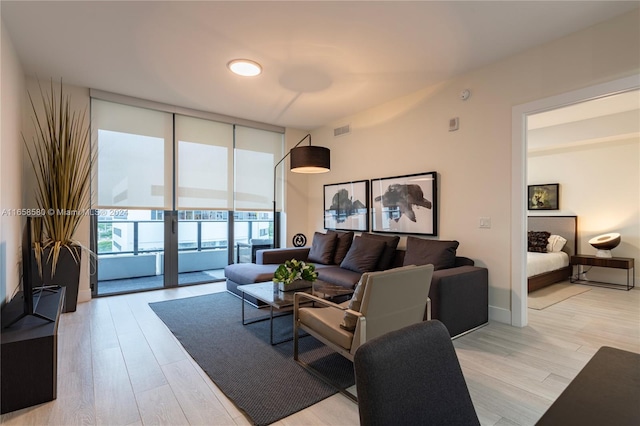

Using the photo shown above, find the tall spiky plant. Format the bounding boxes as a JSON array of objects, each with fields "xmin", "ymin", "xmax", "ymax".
[{"xmin": 24, "ymin": 80, "xmax": 94, "ymax": 276}]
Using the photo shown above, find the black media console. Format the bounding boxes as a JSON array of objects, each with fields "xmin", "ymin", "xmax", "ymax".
[{"xmin": 1, "ymin": 288, "xmax": 65, "ymax": 414}]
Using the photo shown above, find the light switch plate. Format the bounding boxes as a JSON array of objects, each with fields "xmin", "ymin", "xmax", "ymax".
[
  {"xmin": 479, "ymin": 217, "xmax": 491, "ymax": 228},
  {"xmin": 449, "ymin": 117, "xmax": 459, "ymax": 132}
]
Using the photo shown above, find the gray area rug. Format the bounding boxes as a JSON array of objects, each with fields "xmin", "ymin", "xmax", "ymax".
[{"xmin": 149, "ymin": 291, "xmax": 355, "ymax": 426}]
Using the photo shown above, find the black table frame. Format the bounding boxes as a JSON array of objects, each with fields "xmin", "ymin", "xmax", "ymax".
[{"xmin": 238, "ymin": 281, "xmax": 353, "ymax": 345}]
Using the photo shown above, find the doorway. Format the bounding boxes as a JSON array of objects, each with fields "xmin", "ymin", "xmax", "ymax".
[{"xmin": 511, "ymin": 75, "xmax": 639, "ymax": 327}]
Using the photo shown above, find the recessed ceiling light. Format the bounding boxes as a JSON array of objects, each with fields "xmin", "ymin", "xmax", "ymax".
[{"xmin": 227, "ymin": 59, "xmax": 262, "ymax": 77}]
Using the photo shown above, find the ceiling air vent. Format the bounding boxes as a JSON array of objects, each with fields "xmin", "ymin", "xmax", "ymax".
[{"xmin": 333, "ymin": 124, "xmax": 351, "ymax": 137}]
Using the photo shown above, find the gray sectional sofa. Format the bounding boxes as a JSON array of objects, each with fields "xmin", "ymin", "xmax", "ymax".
[{"xmin": 224, "ymin": 231, "xmax": 489, "ymax": 337}]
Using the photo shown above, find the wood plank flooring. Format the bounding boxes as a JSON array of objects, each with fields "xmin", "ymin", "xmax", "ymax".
[{"xmin": 1, "ymin": 282, "xmax": 638, "ymax": 425}]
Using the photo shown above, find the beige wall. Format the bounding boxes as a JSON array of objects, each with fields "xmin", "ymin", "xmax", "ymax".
[
  {"xmin": 4, "ymin": 9, "xmax": 639, "ymax": 314},
  {"xmin": 306, "ymin": 10, "xmax": 640, "ymax": 321},
  {"xmin": 1, "ymin": 21, "xmax": 26, "ymax": 304},
  {"xmin": 529, "ymin": 137, "xmax": 640, "ymax": 285}
]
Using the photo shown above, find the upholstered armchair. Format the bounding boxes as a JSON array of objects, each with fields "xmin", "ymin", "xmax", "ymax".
[{"xmin": 293, "ymin": 264, "xmax": 434, "ymax": 401}]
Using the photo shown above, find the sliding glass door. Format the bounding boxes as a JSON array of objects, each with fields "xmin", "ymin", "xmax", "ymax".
[
  {"xmin": 91, "ymin": 97, "xmax": 283, "ymax": 295},
  {"xmin": 92, "ymin": 100, "xmax": 172, "ymax": 295},
  {"xmin": 175, "ymin": 116, "xmax": 233, "ymax": 286}
]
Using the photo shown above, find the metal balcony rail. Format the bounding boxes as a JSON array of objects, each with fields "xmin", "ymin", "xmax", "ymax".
[{"xmin": 97, "ymin": 218, "xmax": 272, "ymax": 256}]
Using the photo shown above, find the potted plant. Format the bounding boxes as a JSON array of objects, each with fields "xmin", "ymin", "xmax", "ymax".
[
  {"xmin": 273, "ymin": 259, "xmax": 318, "ymax": 291},
  {"xmin": 24, "ymin": 80, "xmax": 93, "ymax": 312}
]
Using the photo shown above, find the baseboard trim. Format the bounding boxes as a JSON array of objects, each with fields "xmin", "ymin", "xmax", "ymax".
[
  {"xmin": 78, "ymin": 289, "xmax": 92, "ymax": 303},
  {"xmin": 489, "ymin": 305, "xmax": 511, "ymax": 325}
]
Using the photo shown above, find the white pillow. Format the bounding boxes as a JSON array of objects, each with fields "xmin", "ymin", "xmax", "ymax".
[{"xmin": 547, "ymin": 235, "xmax": 567, "ymax": 252}]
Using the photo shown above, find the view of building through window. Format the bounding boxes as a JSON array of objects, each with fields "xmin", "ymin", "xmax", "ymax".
[
  {"xmin": 96, "ymin": 209, "xmax": 272, "ymax": 295},
  {"xmin": 98, "ymin": 210, "xmax": 271, "ymax": 255}
]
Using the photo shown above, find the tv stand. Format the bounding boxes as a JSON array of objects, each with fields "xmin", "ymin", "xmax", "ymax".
[{"xmin": 1, "ymin": 288, "xmax": 65, "ymax": 414}]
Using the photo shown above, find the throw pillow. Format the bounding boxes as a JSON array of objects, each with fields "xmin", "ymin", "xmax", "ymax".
[
  {"xmin": 360, "ymin": 233, "xmax": 400, "ymax": 270},
  {"xmin": 547, "ymin": 234, "xmax": 568, "ymax": 253},
  {"xmin": 403, "ymin": 236, "xmax": 459, "ymax": 270},
  {"xmin": 328, "ymin": 230, "xmax": 354, "ymax": 265},
  {"xmin": 307, "ymin": 232, "xmax": 338, "ymax": 265},
  {"xmin": 528, "ymin": 231, "xmax": 550, "ymax": 253},
  {"xmin": 340, "ymin": 236, "xmax": 386, "ymax": 273},
  {"xmin": 340, "ymin": 273, "xmax": 370, "ymax": 331}
]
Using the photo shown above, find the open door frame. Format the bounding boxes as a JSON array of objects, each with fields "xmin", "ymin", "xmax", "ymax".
[{"xmin": 510, "ymin": 75, "xmax": 639, "ymax": 327}]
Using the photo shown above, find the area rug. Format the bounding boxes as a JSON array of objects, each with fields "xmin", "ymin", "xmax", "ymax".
[
  {"xmin": 528, "ymin": 282, "xmax": 590, "ymax": 310},
  {"xmin": 149, "ymin": 292, "xmax": 354, "ymax": 426}
]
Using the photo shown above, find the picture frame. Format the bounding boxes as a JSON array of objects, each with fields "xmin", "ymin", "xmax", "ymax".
[
  {"xmin": 370, "ymin": 171, "xmax": 437, "ymax": 235},
  {"xmin": 528, "ymin": 183, "xmax": 559, "ymax": 210},
  {"xmin": 323, "ymin": 180, "xmax": 369, "ymax": 231}
]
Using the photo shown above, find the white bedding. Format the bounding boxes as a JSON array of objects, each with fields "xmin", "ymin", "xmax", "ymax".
[{"xmin": 527, "ymin": 251, "xmax": 569, "ymax": 278}]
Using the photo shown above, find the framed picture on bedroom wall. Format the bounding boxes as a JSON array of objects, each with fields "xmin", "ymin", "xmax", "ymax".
[
  {"xmin": 528, "ymin": 183, "xmax": 559, "ymax": 210},
  {"xmin": 323, "ymin": 180, "xmax": 369, "ymax": 231},
  {"xmin": 370, "ymin": 171, "xmax": 438, "ymax": 235}
]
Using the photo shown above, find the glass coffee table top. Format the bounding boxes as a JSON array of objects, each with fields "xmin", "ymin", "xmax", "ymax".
[
  {"xmin": 236, "ymin": 280, "xmax": 354, "ymax": 345},
  {"xmin": 237, "ymin": 280, "xmax": 353, "ymax": 309}
]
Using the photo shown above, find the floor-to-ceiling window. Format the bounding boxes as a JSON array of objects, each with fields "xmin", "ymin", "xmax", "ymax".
[
  {"xmin": 90, "ymin": 94, "xmax": 283, "ymax": 296},
  {"xmin": 175, "ymin": 115, "xmax": 233, "ymax": 286}
]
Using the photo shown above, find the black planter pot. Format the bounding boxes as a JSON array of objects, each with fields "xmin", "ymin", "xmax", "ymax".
[{"xmin": 33, "ymin": 246, "xmax": 81, "ymax": 312}]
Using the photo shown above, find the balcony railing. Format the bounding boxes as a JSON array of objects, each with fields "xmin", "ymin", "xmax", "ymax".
[{"xmin": 98, "ymin": 219, "xmax": 271, "ymax": 256}]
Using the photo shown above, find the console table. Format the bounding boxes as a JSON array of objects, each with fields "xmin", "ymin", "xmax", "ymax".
[
  {"xmin": 1, "ymin": 288, "xmax": 65, "ymax": 414},
  {"xmin": 570, "ymin": 255, "xmax": 634, "ymax": 290}
]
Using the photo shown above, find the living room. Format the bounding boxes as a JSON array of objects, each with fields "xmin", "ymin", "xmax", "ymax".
[{"xmin": 1, "ymin": 2, "xmax": 639, "ymax": 425}]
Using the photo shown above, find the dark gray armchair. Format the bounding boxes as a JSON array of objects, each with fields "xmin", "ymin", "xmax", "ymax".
[{"xmin": 354, "ymin": 320, "xmax": 480, "ymax": 426}]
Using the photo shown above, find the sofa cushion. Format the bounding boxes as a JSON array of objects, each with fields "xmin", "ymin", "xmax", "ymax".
[
  {"xmin": 224, "ymin": 263, "xmax": 279, "ymax": 284},
  {"xmin": 328, "ymin": 230, "xmax": 354, "ymax": 265},
  {"xmin": 307, "ymin": 232, "xmax": 338, "ymax": 264},
  {"xmin": 403, "ymin": 237, "xmax": 459, "ymax": 270},
  {"xmin": 340, "ymin": 236, "xmax": 386, "ymax": 273},
  {"xmin": 360, "ymin": 233, "xmax": 400, "ymax": 270},
  {"xmin": 317, "ymin": 265, "xmax": 362, "ymax": 289}
]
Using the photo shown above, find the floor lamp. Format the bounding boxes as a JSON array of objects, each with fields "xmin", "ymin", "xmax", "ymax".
[{"xmin": 273, "ymin": 133, "xmax": 330, "ymax": 248}]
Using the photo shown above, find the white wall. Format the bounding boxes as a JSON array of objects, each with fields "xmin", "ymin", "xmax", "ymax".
[
  {"xmin": 1, "ymin": 21, "xmax": 26, "ymax": 304},
  {"xmin": 305, "ymin": 10, "xmax": 640, "ymax": 322},
  {"xmin": 529, "ymin": 137, "xmax": 640, "ymax": 285}
]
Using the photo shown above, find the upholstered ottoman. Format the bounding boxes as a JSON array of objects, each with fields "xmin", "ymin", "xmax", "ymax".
[{"xmin": 224, "ymin": 263, "xmax": 279, "ymax": 306}]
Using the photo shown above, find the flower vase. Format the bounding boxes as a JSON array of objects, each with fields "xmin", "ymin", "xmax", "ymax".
[{"xmin": 278, "ymin": 279, "xmax": 313, "ymax": 292}]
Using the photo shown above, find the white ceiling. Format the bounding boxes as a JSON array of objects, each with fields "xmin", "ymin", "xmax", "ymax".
[
  {"xmin": 2, "ymin": 1, "xmax": 638, "ymax": 130},
  {"xmin": 527, "ymin": 89, "xmax": 640, "ymax": 152}
]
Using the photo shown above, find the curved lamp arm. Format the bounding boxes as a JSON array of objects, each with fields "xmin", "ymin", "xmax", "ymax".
[{"xmin": 273, "ymin": 134, "xmax": 312, "ymax": 248}]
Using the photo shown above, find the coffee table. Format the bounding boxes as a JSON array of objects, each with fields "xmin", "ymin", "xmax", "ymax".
[{"xmin": 237, "ymin": 280, "xmax": 354, "ymax": 345}]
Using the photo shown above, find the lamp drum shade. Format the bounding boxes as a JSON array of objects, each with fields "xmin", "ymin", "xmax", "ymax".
[
  {"xmin": 588, "ymin": 232, "xmax": 621, "ymax": 258},
  {"xmin": 290, "ymin": 145, "xmax": 330, "ymax": 173}
]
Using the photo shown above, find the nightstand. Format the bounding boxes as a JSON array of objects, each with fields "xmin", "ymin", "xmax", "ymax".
[{"xmin": 570, "ymin": 255, "xmax": 635, "ymax": 290}]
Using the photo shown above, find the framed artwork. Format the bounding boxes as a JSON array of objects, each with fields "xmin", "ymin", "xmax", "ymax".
[
  {"xmin": 528, "ymin": 183, "xmax": 559, "ymax": 210},
  {"xmin": 323, "ymin": 180, "xmax": 369, "ymax": 231},
  {"xmin": 370, "ymin": 171, "xmax": 437, "ymax": 235}
]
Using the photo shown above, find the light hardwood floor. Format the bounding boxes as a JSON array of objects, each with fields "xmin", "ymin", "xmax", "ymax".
[{"xmin": 2, "ymin": 282, "xmax": 638, "ymax": 425}]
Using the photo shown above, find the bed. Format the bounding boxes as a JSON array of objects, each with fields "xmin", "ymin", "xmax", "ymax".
[{"xmin": 527, "ymin": 216, "xmax": 577, "ymax": 293}]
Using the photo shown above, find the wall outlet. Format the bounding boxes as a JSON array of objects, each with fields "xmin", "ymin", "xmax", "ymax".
[{"xmin": 479, "ymin": 217, "xmax": 491, "ymax": 228}]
